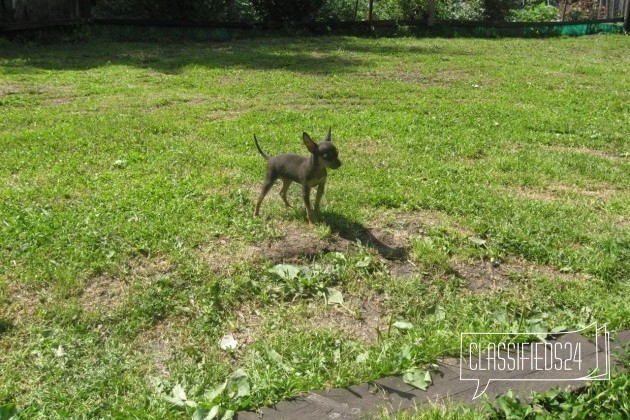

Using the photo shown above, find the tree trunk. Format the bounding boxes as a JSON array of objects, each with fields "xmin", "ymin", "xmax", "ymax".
[{"xmin": 428, "ymin": 0, "xmax": 436, "ymax": 26}]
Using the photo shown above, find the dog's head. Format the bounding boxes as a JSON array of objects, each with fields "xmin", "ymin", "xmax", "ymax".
[{"xmin": 303, "ymin": 129, "xmax": 341, "ymax": 169}]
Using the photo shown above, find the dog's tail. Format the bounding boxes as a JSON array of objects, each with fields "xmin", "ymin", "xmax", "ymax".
[{"xmin": 254, "ymin": 134, "xmax": 269, "ymax": 160}]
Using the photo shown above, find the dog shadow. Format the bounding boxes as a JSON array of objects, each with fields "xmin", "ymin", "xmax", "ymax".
[{"xmin": 320, "ymin": 211, "xmax": 407, "ymax": 261}]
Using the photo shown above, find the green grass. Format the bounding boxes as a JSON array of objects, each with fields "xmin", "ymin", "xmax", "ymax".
[{"xmin": 1, "ymin": 32, "xmax": 629, "ymax": 417}]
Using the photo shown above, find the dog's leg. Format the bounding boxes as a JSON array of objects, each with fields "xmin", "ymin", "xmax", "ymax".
[
  {"xmin": 279, "ymin": 178, "xmax": 292, "ymax": 208},
  {"xmin": 254, "ymin": 179, "xmax": 274, "ymax": 216},
  {"xmin": 302, "ymin": 184, "xmax": 315, "ymax": 226},
  {"xmin": 314, "ymin": 179, "xmax": 326, "ymax": 216}
]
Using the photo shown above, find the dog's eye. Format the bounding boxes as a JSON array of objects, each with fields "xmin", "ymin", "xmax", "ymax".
[{"xmin": 322, "ymin": 153, "xmax": 329, "ymax": 159}]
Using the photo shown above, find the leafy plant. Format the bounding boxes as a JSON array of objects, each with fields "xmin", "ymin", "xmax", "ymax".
[
  {"xmin": 316, "ymin": 0, "xmax": 360, "ymax": 21},
  {"xmin": 193, "ymin": 369, "xmax": 252, "ymax": 419},
  {"xmin": 510, "ymin": 2, "xmax": 558, "ymax": 22},
  {"xmin": 402, "ymin": 367, "xmax": 433, "ymax": 390},
  {"xmin": 398, "ymin": 0, "xmax": 451, "ymax": 20},
  {"xmin": 483, "ymin": 371, "xmax": 630, "ymax": 418},
  {"xmin": 0, "ymin": 403, "xmax": 18, "ymax": 420},
  {"xmin": 448, "ymin": 0, "xmax": 485, "ymax": 20},
  {"xmin": 266, "ymin": 261, "xmax": 341, "ymax": 300}
]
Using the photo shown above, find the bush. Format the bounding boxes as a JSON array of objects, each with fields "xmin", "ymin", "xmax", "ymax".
[
  {"xmin": 372, "ymin": 0, "xmax": 404, "ymax": 20},
  {"xmin": 510, "ymin": 2, "xmax": 558, "ymax": 21},
  {"xmin": 252, "ymin": 0, "xmax": 325, "ymax": 22},
  {"xmin": 448, "ymin": 0, "xmax": 484, "ymax": 20},
  {"xmin": 398, "ymin": 0, "xmax": 449, "ymax": 21},
  {"xmin": 564, "ymin": 0, "xmax": 601, "ymax": 21},
  {"xmin": 93, "ymin": 0, "xmax": 258, "ymax": 22},
  {"xmin": 482, "ymin": 0, "xmax": 520, "ymax": 21},
  {"xmin": 316, "ymin": 0, "xmax": 358, "ymax": 21},
  {"xmin": 399, "ymin": 0, "xmax": 484, "ymax": 21}
]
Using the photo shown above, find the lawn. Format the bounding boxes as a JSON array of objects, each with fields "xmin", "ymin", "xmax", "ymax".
[{"xmin": 0, "ymin": 32, "xmax": 628, "ymax": 417}]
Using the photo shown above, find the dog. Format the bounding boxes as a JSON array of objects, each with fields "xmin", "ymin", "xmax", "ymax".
[{"xmin": 253, "ymin": 129, "xmax": 341, "ymax": 226}]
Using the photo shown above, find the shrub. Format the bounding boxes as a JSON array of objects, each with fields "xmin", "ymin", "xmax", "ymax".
[
  {"xmin": 252, "ymin": 0, "xmax": 325, "ymax": 22},
  {"xmin": 398, "ymin": 0, "xmax": 450, "ymax": 21},
  {"xmin": 399, "ymin": 0, "xmax": 485, "ymax": 21},
  {"xmin": 93, "ymin": 0, "xmax": 258, "ymax": 22},
  {"xmin": 372, "ymin": 0, "xmax": 404, "ymax": 20},
  {"xmin": 316, "ymin": 0, "xmax": 359, "ymax": 21},
  {"xmin": 564, "ymin": 0, "xmax": 601, "ymax": 21},
  {"xmin": 510, "ymin": 2, "xmax": 558, "ymax": 22},
  {"xmin": 482, "ymin": 0, "xmax": 521, "ymax": 21},
  {"xmin": 448, "ymin": 0, "xmax": 484, "ymax": 20}
]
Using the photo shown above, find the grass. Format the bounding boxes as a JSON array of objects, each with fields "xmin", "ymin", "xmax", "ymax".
[{"xmin": 0, "ymin": 31, "xmax": 629, "ymax": 417}]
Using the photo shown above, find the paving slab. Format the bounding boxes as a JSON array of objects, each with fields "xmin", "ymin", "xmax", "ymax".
[{"xmin": 237, "ymin": 330, "xmax": 629, "ymax": 419}]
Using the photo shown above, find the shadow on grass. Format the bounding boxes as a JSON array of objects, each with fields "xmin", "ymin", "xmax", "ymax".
[
  {"xmin": 0, "ymin": 35, "xmax": 445, "ymax": 75},
  {"xmin": 0, "ymin": 318, "xmax": 14, "ymax": 336},
  {"xmin": 320, "ymin": 211, "xmax": 407, "ymax": 261}
]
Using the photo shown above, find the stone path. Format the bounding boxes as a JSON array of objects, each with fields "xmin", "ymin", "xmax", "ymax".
[{"xmin": 237, "ymin": 330, "xmax": 629, "ymax": 419}]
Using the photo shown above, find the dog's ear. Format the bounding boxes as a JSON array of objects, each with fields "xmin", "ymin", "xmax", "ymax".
[
  {"xmin": 303, "ymin": 132, "xmax": 318, "ymax": 153},
  {"xmin": 322, "ymin": 127, "xmax": 332, "ymax": 143}
]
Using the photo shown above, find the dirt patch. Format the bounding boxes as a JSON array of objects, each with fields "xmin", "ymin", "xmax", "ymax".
[
  {"xmin": 364, "ymin": 69, "xmax": 472, "ymax": 86},
  {"xmin": 355, "ymin": 227, "xmax": 408, "ymax": 260},
  {"xmin": 80, "ymin": 255, "xmax": 173, "ymax": 312},
  {"xmin": 198, "ymin": 222, "xmax": 352, "ymax": 273},
  {"xmin": 615, "ymin": 215, "xmax": 629, "ymax": 229},
  {"xmin": 255, "ymin": 219, "xmax": 411, "ymax": 263},
  {"xmin": 542, "ymin": 145, "xmax": 628, "ymax": 162},
  {"xmin": 508, "ymin": 183, "xmax": 622, "ymax": 203},
  {"xmin": 499, "ymin": 258, "xmax": 586, "ymax": 282},
  {"xmin": 306, "ymin": 293, "xmax": 387, "ymax": 345},
  {"xmin": 231, "ymin": 305, "xmax": 265, "ymax": 349},
  {"xmin": 127, "ymin": 255, "xmax": 172, "ymax": 280},
  {"xmin": 216, "ymin": 74, "xmax": 244, "ymax": 86},
  {"xmin": 548, "ymin": 182, "xmax": 620, "ymax": 202},
  {"xmin": 452, "ymin": 257, "xmax": 585, "ymax": 292},
  {"xmin": 200, "ymin": 209, "xmax": 589, "ymax": 294},
  {"xmin": 350, "ymin": 138, "xmax": 388, "ymax": 158},
  {"xmin": 388, "ymin": 260, "xmax": 421, "ymax": 278},
  {"xmin": 451, "ymin": 259, "xmax": 511, "ymax": 291},
  {"xmin": 0, "ymin": 83, "xmax": 24, "ymax": 95},
  {"xmin": 2, "ymin": 282, "xmax": 51, "ymax": 324},
  {"xmin": 206, "ymin": 109, "xmax": 244, "ymax": 122},
  {"xmin": 433, "ymin": 69, "xmax": 473, "ymax": 84},
  {"xmin": 199, "ymin": 210, "xmax": 471, "ymax": 275},
  {"xmin": 135, "ymin": 317, "xmax": 192, "ymax": 377},
  {"xmin": 48, "ymin": 97, "xmax": 74, "ymax": 106},
  {"xmin": 80, "ymin": 273, "xmax": 130, "ymax": 312},
  {"xmin": 229, "ymin": 293, "xmax": 387, "ymax": 348},
  {"xmin": 260, "ymin": 224, "xmax": 349, "ymax": 263},
  {"xmin": 508, "ymin": 186, "xmax": 558, "ymax": 202},
  {"xmin": 381, "ymin": 209, "xmax": 472, "ymax": 238},
  {"xmin": 199, "ymin": 237, "xmax": 259, "ymax": 275}
]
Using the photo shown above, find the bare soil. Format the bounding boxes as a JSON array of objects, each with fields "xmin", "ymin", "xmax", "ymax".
[
  {"xmin": 134, "ymin": 317, "xmax": 192, "ymax": 377},
  {"xmin": 80, "ymin": 255, "xmax": 172, "ymax": 312},
  {"xmin": 79, "ymin": 273, "xmax": 130, "ymax": 313}
]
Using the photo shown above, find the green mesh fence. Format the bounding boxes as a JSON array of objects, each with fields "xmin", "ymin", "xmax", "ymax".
[
  {"xmin": 424, "ymin": 20, "xmax": 625, "ymax": 37},
  {"xmin": 86, "ymin": 19, "xmax": 625, "ymax": 40}
]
